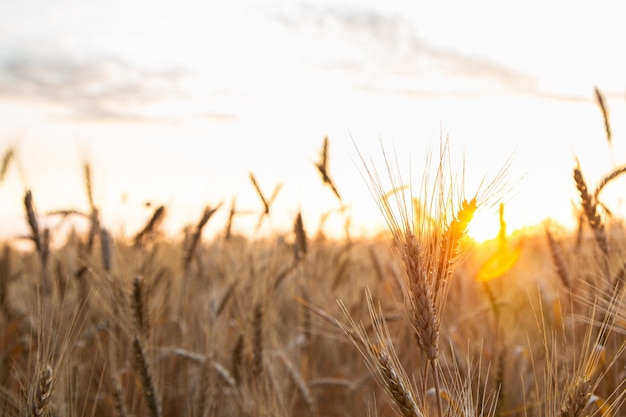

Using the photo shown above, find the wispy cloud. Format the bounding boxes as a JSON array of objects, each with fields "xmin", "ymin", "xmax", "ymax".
[
  {"xmin": 193, "ymin": 112, "xmax": 239, "ymax": 122},
  {"xmin": 275, "ymin": 5, "xmax": 541, "ymax": 96},
  {"xmin": 0, "ymin": 51, "xmax": 189, "ymax": 122}
]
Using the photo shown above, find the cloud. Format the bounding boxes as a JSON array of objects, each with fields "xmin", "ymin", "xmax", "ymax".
[
  {"xmin": 0, "ymin": 51, "xmax": 189, "ymax": 122},
  {"xmin": 193, "ymin": 112, "xmax": 238, "ymax": 122},
  {"xmin": 275, "ymin": 5, "xmax": 540, "ymax": 95}
]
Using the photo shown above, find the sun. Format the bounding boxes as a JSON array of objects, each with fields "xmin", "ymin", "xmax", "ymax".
[
  {"xmin": 466, "ymin": 201, "xmax": 552, "ymax": 245},
  {"xmin": 466, "ymin": 209, "xmax": 503, "ymax": 244}
]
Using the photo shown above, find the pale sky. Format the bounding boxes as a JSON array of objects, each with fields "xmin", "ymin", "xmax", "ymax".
[{"xmin": 0, "ymin": 0, "xmax": 625, "ymax": 243}]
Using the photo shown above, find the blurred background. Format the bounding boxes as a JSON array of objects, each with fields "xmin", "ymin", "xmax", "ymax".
[{"xmin": 0, "ymin": 0, "xmax": 625, "ymax": 243}]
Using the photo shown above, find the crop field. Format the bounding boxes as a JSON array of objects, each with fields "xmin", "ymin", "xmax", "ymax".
[{"xmin": 0, "ymin": 93, "xmax": 625, "ymax": 417}]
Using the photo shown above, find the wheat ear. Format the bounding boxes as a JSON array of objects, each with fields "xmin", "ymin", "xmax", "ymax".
[
  {"xmin": 377, "ymin": 349, "xmax": 422, "ymax": 417},
  {"xmin": 573, "ymin": 162, "xmax": 608, "ymax": 259},
  {"xmin": 545, "ymin": 227, "xmax": 572, "ymax": 290},
  {"xmin": 0, "ymin": 245, "xmax": 12, "ymax": 319},
  {"xmin": 0, "ymin": 147, "xmax": 14, "ymax": 182},
  {"xmin": 405, "ymin": 233, "xmax": 439, "ymax": 361},
  {"xmin": 432, "ymin": 197, "xmax": 476, "ymax": 319},
  {"xmin": 594, "ymin": 86, "xmax": 611, "ymax": 144},
  {"xmin": 100, "ymin": 227, "xmax": 113, "ymax": 272},
  {"xmin": 594, "ymin": 164, "xmax": 626, "ymax": 199},
  {"xmin": 24, "ymin": 190, "xmax": 51, "ymax": 294},
  {"xmin": 82, "ymin": 162, "xmax": 102, "ymax": 254},
  {"xmin": 224, "ymin": 197, "xmax": 237, "ymax": 240},
  {"xmin": 252, "ymin": 302, "xmax": 264, "ymax": 378},
  {"xmin": 559, "ymin": 376, "xmax": 591, "ymax": 417},
  {"xmin": 338, "ymin": 292, "xmax": 422, "ymax": 417},
  {"xmin": 293, "ymin": 211, "xmax": 307, "ymax": 261},
  {"xmin": 132, "ymin": 276, "xmax": 149, "ymax": 338},
  {"xmin": 231, "ymin": 334, "xmax": 244, "ymax": 386},
  {"xmin": 183, "ymin": 204, "xmax": 221, "ymax": 274},
  {"xmin": 134, "ymin": 205, "xmax": 166, "ymax": 247},
  {"xmin": 111, "ymin": 372, "xmax": 129, "ymax": 417},
  {"xmin": 314, "ymin": 136, "xmax": 342, "ymax": 201},
  {"xmin": 132, "ymin": 336, "xmax": 162, "ymax": 417},
  {"xmin": 31, "ymin": 365, "xmax": 53, "ymax": 417}
]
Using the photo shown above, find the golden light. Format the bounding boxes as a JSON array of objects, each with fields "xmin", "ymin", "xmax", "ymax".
[
  {"xmin": 476, "ymin": 245, "xmax": 522, "ymax": 282},
  {"xmin": 465, "ymin": 209, "xmax": 504, "ymax": 244},
  {"xmin": 471, "ymin": 203, "xmax": 524, "ymax": 281}
]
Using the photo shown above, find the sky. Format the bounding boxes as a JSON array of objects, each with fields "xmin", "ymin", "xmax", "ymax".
[{"xmin": 0, "ymin": 0, "xmax": 625, "ymax": 243}]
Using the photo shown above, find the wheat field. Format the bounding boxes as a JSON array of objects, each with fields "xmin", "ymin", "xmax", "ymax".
[{"xmin": 0, "ymin": 93, "xmax": 625, "ymax": 417}]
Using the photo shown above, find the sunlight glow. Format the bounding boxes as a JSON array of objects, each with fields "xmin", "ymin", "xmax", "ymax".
[
  {"xmin": 476, "ymin": 244, "xmax": 522, "ymax": 281},
  {"xmin": 0, "ymin": 1, "xmax": 625, "ymax": 241},
  {"xmin": 466, "ymin": 210, "xmax": 503, "ymax": 244}
]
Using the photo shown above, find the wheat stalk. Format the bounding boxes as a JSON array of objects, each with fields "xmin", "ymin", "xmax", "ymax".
[
  {"xmin": 82, "ymin": 162, "xmax": 102, "ymax": 255},
  {"xmin": 24, "ymin": 190, "xmax": 42, "ymax": 253},
  {"xmin": 214, "ymin": 280, "xmax": 237, "ymax": 319},
  {"xmin": 249, "ymin": 172, "xmax": 282, "ymax": 228},
  {"xmin": 134, "ymin": 205, "xmax": 166, "ymax": 247},
  {"xmin": 73, "ymin": 264, "xmax": 90, "ymax": 317},
  {"xmin": 338, "ymin": 290, "xmax": 423, "ymax": 417},
  {"xmin": 0, "ymin": 245, "xmax": 12, "ymax": 319},
  {"xmin": 195, "ymin": 359, "xmax": 212, "ymax": 417},
  {"xmin": 224, "ymin": 197, "xmax": 237, "ymax": 240},
  {"xmin": 293, "ymin": 211, "xmax": 307, "ymax": 262},
  {"xmin": 551, "ymin": 268, "xmax": 626, "ymax": 416},
  {"xmin": 574, "ymin": 162, "xmax": 608, "ymax": 259},
  {"xmin": 111, "ymin": 372, "xmax": 129, "ymax": 417},
  {"xmin": 183, "ymin": 204, "xmax": 221, "ymax": 274},
  {"xmin": 24, "ymin": 190, "xmax": 51, "ymax": 294},
  {"xmin": 350, "ymin": 139, "xmax": 510, "ymax": 417},
  {"xmin": 545, "ymin": 226, "xmax": 572, "ymax": 290},
  {"xmin": 434, "ymin": 197, "xmax": 477, "ymax": 303},
  {"xmin": 377, "ymin": 349, "xmax": 422, "ymax": 417},
  {"xmin": 83, "ymin": 162, "xmax": 94, "ymax": 210},
  {"xmin": 0, "ymin": 147, "xmax": 15, "ymax": 182},
  {"xmin": 252, "ymin": 302, "xmax": 264, "ymax": 378},
  {"xmin": 594, "ymin": 164, "xmax": 626, "ymax": 200},
  {"xmin": 594, "ymin": 86, "xmax": 612, "ymax": 145},
  {"xmin": 132, "ymin": 336, "xmax": 162, "ymax": 417},
  {"xmin": 100, "ymin": 227, "xmax": 113, "ymax": 272},
  {"xmin": 132, "ymin": 276, "xmax": 149, "ymax": 338},
  {"xmin": 595, "ymin": 263, "xmax": 626, "ymax": 347},
  {"xmin": 277, "ymin": 351, "xmax": 316, "ymax": 413},
  {"xmin": 314, "ymin": 136, "xmax": 342, "ymax": 201},
  {"xmin": 231, "ymin": 334, "xmax": 244, "ymax": 386}
]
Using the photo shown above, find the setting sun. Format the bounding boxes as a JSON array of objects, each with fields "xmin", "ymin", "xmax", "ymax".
[{"xmin": 466, "ymin": 209, "xmax": 504, "ymax": 244}]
